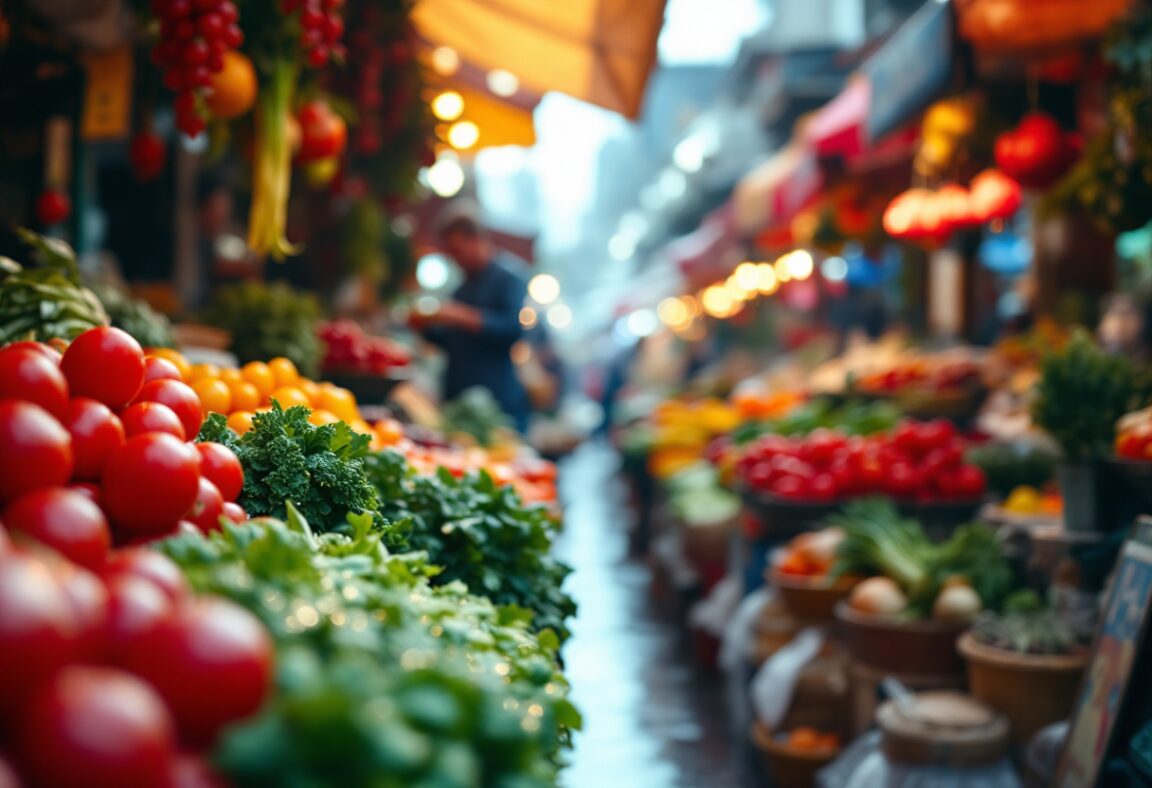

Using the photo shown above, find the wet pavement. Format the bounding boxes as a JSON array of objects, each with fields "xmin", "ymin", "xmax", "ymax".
[{"xmin": 556, "ymin": 441, "xmax": 756, "ymax": 788}]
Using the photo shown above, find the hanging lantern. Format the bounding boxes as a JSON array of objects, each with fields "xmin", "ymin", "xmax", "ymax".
[
  {"xmin": 969, "ymin": 169, "xmax": 1022, "ymax": 223},
  {"xmin": 956, "ymin": 0, "xmax": 1129, "ymax": 52},
  {"xmin": 935, "ymin": 183, "xmax": 978, "ymax": 234},
  {"xmin": 883, "ymin": 188, "xmax": 933, "ymax": 240},
  {"xmin": 994, "ymin": 112, "xmax": 1077, "ymax": 189}
]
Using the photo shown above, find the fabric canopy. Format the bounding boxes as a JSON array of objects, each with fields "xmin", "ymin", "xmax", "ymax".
[
  {"xmin": 412, "ymin": 0, "xmax": 667, "ymax": 118},
  {"xmin": 731, "ymin": 143, "xmax": 822, "ymax": 236},
  {"xmin": 447, "ymin": 84, "xmax": 538, "ymax": 149},
  {"xmin": 803, "ymin": 76, "xmax": 870, "ymax": 159}
]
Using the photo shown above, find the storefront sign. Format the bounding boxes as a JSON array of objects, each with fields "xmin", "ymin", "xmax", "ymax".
[{"xmin": 863, "ymin": 0, "xmax": 953, "ymax": 142}]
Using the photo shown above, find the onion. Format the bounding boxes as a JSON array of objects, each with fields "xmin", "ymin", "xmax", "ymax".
[
  {"xmin": 932, "ymin": 582, "xmax": 983, "ymax": 620},
  {"xmin": 849, "ymin": 577, "xmax": 908, "ymax": 616}
]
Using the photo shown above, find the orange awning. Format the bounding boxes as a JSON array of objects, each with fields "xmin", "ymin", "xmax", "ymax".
[{"xmin": 413, "ymin": 0, "xmax": 667, "ymax": 118}]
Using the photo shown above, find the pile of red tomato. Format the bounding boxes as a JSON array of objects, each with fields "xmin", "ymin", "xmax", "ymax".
[
  {"xmin": 318, "ymin": 320, "xmax": 410, "ymax": 376},
  {"xmin": 0, "ymin": 541, "xmax": 271, "ymax": 786},
  {"xmin": 0, "ymin": 327, "xmax": 247, "ymax": 565},
  {"xmin": 733, "ymin": 420, "xmax": 988, "ymax": 503}
]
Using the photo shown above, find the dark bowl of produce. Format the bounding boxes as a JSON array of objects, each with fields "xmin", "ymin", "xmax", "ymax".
[{"xmin": 836, "ymin": 602, "xmax": 970, "ymax": 677}]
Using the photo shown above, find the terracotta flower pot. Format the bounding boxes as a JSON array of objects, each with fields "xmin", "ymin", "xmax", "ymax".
[{"xmin": 957, "ymin": 630, "xmax": 1087, "ymax": 749}]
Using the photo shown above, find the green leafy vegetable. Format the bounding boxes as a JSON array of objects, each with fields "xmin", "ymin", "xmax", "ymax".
[
  {"xmin": 204, "ymin": 281, "xmax": 322, "ymax": 377},
  {"xmin": 160, "ymin": 509, "xmax": 579, "ymax": 786},
  {"xmin": 731, "ymin": 398, "xmax": 900, "ymax": 444},
  {"xmin": 198, "ymin": 406, "xmax": 397, "ymax": 542},
  {"xmin": 365, "ymin": 450, "xmax": 576, "ymax": 641},
  {"xmin": 440, "ymin": 387, "xmax": 516, "ymax": 445}
]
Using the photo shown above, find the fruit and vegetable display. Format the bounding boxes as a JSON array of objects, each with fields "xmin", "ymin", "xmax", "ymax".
[
  {"xmin": 854, "ymin": 358, "xmax": 982, "ymax": 395},
  {"xmin": 440, "ymin": 386, "xmax": 520, "ymax": 446},
  {"xmin": 1032, "ymin": 331, "xmax": 1152, "ymax": 461},
  {"xmin": 967, "ymin": 441, "xmax": 1059, "ymax": 498},
  {"xmin": 204, "ymin": 281, "xmax": 324, "ymax": 378},
  {"xmin": 318, "ymin": 319, "xmax": 411, "ymax": 376},
  {"xmin": 622, "ymin": 396, "xmax": 746, "ymax": 479},
  {"xmin": 1116, "ymin": 405, "xmax": 1152, "ymax": 460},
  {"xmin": 829, "ymin": 500, "xmax": 1015, "ymax": 621},
  {"xmin": 733, "ymin": 420, "xmax": 988, "ymax": 503},
  {"xmin": 773, "ymin": 727, "xmax": 841, "ymax": 753},
  {"xmin": 774, "ymin": 528, "xmax": 847, "ymax": 578},
  {"xmin": 968, "ymin": 591, "xmax": 1094, "ymax": 656},
  {"xmin": 730, "ymin": 398, "xmax": 900, "ymax": 445},
  {"xmin": 663, "ymin": 462, "xmax": 741, "ymax": 528}
]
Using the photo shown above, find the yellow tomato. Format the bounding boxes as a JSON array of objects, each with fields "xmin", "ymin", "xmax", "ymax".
[
  {"xmin": 268, "ymin": 357, "xmax": 300, "ymax": 387},
  {"xmin": 219, "ymin": 367, "xmax": 244, "ymax": 386},
  {"xmin": 192, "ymin": 378, "xmax": 232, "ymax": 415},
  {"xmin": 228, "ymin": 381, "xmax": 262, "ymax": 412},
  {"xmin": 241, "ymin": 361, "xmax": 275, "ymax": 399},
  {"xmin": 189, "ymin": 363, "xmax": 221, "ymax": 383},
  {"xmin": 319, "ymin": 386, "xmax": 358, "ymax": 422},
  {"xmin": 298, "ymin": 379, "xmax": 322, "ymax": 407},
  {"xmin": 308, "ymin": 409, "xmax": 340, "ymax": 426},
  {"xmin": 269, "ymin": 386, "xmax": 311, "ymax": 410},
  {"xmin": 147, "ymin": 348, "xmax": 191, "ymax": 380},
  {"xmin": 227, "ymin": 410, "xmax": 255, "ymax": 435},
  {"xmin": 348, "ymin": 418, "xmax": 374, "ymax": 438}
]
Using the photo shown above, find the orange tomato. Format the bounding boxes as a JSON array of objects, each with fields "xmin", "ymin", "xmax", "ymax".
[
  {"xmin": 226, "ymin": 410, "xmax": 255, "ymax": 435},
  {"xmin": 298, "ymin": 379, "xmax": 322, "ymax": 407},
  {"xmin": 318, "ymin": 386, "xmax": 358, "ymax": 422},
  {"xmin": 786, "ymin": 727, "xmax": 822, "ymax": 750},
  {"xmin": 192, "ymin": 378, "xmax": 232, "ymax": 415},
  {"xmin": 268, "ymin": 357, "xmax": 299, "ymax": 387},
  {"xmin": 204, "ymin": 51, "xmax": 257, "ymax": 120},
  {"xmin": 188, "ymin": 363, "xmax": 221, "ymax": 383},
  {"xmin": 269, "ymin": 386, "xmax": 311, "ymax": 410},
  {"xmin": 308, "ymin": 409, "xmax": 340, "ymax": 426},
  {"xmin": 375, "ymin": 418, "xmax": 405, "ymax": 445},
  {"xmin": 241, "ymin": 361, "xmax": 275, "ymax": 399},
  {"xmin": 219, "ymin": 367, "xmax": 244, "ymax": 386},
  {"xmin": 147, "ymin": 348, "xmax": 191, "ymax": 380},
  {"xmin": 229, "ymin": 380, "xmax": 262, "ymax": 412}
]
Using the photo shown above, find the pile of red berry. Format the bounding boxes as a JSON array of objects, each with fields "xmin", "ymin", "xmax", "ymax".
[
  {"xmin": 733, "ymin": 420, "xmax": 988, "ymax": 503},
  {"xmin": 150, "ymin": 0, "xmax": 243, "ymax": 137},
  {"xmin": 283, "ymin": 0, "xmax": 346, "ymax": 68},
  {"xmin": 318, "ymin": 320, "xmax": 410, "ymax": 376}
]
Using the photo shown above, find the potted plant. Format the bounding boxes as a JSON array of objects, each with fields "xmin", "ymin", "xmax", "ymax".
[
  {"xmin": 1031, "ymin": 331, "xmax": 1150, "ymax": 530},
  {"xmin": 958, "ymin": 591, "xmax": 1092, "ymax": 749}
]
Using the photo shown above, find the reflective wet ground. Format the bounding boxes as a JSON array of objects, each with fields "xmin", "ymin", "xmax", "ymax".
[{"xmin": 557, "ymin": 441, "xmax": 757, "ymax": 788}]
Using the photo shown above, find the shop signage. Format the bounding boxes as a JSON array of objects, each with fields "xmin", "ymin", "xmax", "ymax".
[{"xmin": 863, "ymin": 0, "xmax": 953, "ymax": 142}]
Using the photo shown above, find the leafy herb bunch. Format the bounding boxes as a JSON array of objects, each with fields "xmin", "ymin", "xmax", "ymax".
[{"xmin": 366, "ymin": 450, "xmax": 577, "ymax": 641}]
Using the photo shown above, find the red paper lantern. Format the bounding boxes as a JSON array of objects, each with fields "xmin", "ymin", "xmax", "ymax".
[
  {"xmin": 969, "ymin": 168, "xmax": 1022, "ymax": 222},
  {"xmin": 935, "ymin": 183, "xmax": 978, "ymax": 234},
  {"xmin": 882, "ymin": 188, "xmax": 932, "ymax": 240},
  {"xmin": 994, "ymin": 112, "xmax": 1077, "ymax": 189}
]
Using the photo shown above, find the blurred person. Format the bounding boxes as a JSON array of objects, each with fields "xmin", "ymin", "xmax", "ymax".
[{"xmin": 410, "ymin": 205, "xmax": 530, "ymax": 432}]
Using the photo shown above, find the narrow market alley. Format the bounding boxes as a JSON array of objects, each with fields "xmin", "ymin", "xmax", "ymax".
[{"xmin": 557, "ymin": 441, "xmax": 752, "ymax": 788}]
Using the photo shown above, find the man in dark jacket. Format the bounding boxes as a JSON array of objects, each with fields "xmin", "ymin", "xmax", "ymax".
[{"xmin": 412, "ymin": 209, "xmax": 530, "ymax": 432}]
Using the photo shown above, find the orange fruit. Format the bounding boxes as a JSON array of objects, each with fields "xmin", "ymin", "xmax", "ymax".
[
  {"xmin": 348, "ymin": 419, "xmax": 374, "ymax": 438},
  {"xmin": 226, "ymin": 411, "xmax": 255, "ymax": 435},
  {"xmin": 219, "ymin": 367, "xmax": 244, "ymax": 386},
  {"xmin": 241, "ymin": 361, "xmax": 275, "ymax": 399},
  {"xmin": 318, "ymin": 386, "xmax": 358, "ymax": 422},
  {"xmin": 268, "ymin": 357, "xmax": 299, "ymax": 387},
  {"xmin": 308, "ymin": 409, "xmax": 340, "ymax": 426},
  {"xmin": 228, "ymin": 380, "xmax": 262, "ymax": 412},
  {"xmin": 298, "ymin": 379, "xmax": 322, "ymax": 407},
  {"xmin": 192, "ymin": 378, "xmax": 232, "ymax": 415},
  {"xmin": 787, "ymin": 727, "xmax": 821, "ymax": 750},
  {"xmin": 147, "ymin": 348, "xmax": 191, "ymax": 380},
  {"xmin": 205, "ymin": 51, "xmax": 257, "ymax": 120},
  {"xmin": 269, "ymin": 386, "xmax": 311, "ymax": 410},
  {"xmin": 188, "ymin": 363, "xmax": 221, "ymax": 383}
]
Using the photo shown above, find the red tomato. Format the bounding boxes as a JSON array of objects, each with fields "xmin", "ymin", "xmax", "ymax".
[
  {"xmin": 746, "ymin": 462, "xmax": 775, "ymax": 491},
  {"xmin": 916, "ymin": 420, "xmax": 957, "ymax": 454},
  {"xmin": 0, "ymin": 345, "xmax": 69, "ymax": 417},
  {"xmin": 0, "ymin": 400, "xmax": 73, "ymax": 502},
  {"xmin": 884, "ymin": 461, "xmax": 924, "ymax": 499},
  {"xmin": 296, "ymin": 100, "xmax": 347, "ymax": 163},
  {"xmin": 52, "ymin": 560, "xmax": 110, "ymax": 660},
  {"xmin": 119, "ymin": 401, "xmax": 187, "ymax": 440},
  {"xmin": 143, "ymin": 356, "xmax": 183, "ymax": 384},
  {"xmin": 11, "ymin": 666, "xmax": 177, "ymax": 788},
  {"xmin": 126, "ymin": 598, "xmax": 273, "ymax": 746},
  {"xmin": 809, "ymin": 473, "xmax": 840, "ymax": 501},
  {"xmin": 61, "ymin": 327, "xmax": 146, "ymax": 409},
  {"xmin": 65, "ymin": 397, "xmax": 126, "ymax": 480},
  {"xmin": 35, "ymin": 189, "xmax": 71, "ymax": 225},
  {"xmin": 133, "ymin": 379, "xmax": 203, "ymax": 440},
  {"xmin": 829, "ymin": 461, "xmax": 858, "ymax": 497},
  {"xmin": 801, "ymin": 429, "xmax": 847, "ymax": 469},
  {"xmin": 221, "ymin": 501, "xmax": 246, "ymax": 524},
  {"xmin": 3, "ymin": 487, "xmax": 111, "ymax": 570},
  {"xmin": 102, "ymin": 574, "xmax": 176, "ymax": 665},
  {"xmin": 949, "ymin": 464, "xmax": 987, "ymax": 499},
  {"xmin": 68, "ymin": 481, "xmax": 103, "ymax": 505},
  {"xmin": 164, "ymin": 753, "xmax": 229, "ymax": 788},
  {"xmin": 0, "ymin": 551, "xmax": 82, "ymax": 719},
  {"xmin": 187, "ymin": 477, "xmax": 224, "ymax": 533},
  {"xmin": 772, "ymin": 475, "xmax": 813, "ymax": 500},
  {"xmin": 195, "ymin": 442, "xmax": 244, "ymax": 501},
  {"xmin": 102, "ymin": 548, "xmax": 188, "ymax": 603},
  {"xmin": 2, "ymin": 340, "xmax": 62, "ymax": 363},
  {"xmin": 101, "ymin": 433, "xmax": 201, "ymax": 539}
]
